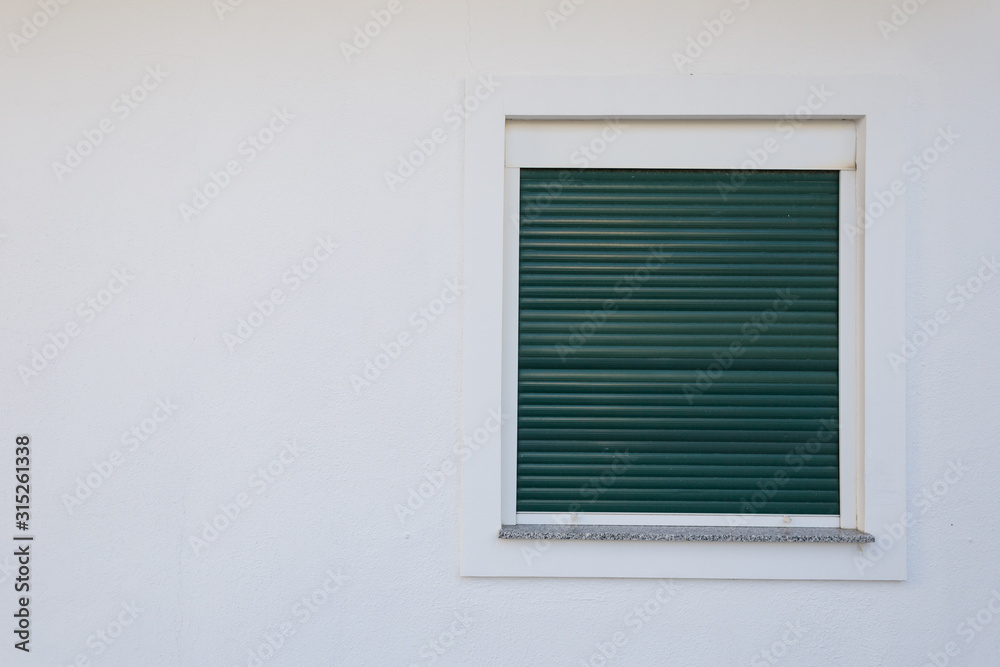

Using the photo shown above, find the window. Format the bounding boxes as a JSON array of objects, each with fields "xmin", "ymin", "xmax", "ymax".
[
  {"xmin": 511, "ymin": 165, "xmax": 846, "ymax": 527},
  {"xmin": 462, "ymin": 77, "xmax": 907, "ymax": 580}
]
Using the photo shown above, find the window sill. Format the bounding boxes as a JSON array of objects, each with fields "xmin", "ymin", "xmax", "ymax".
[{"xmin": 499, "ymin": 524, "xmax": 873, "ymax": 544}]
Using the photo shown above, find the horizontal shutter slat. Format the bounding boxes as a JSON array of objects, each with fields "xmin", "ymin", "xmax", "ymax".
[
  {"xmin": 518, "ymin": 502, "xmax": 840, "ymax": 514},
  {"xmin": 519, "ymin": 475, "xmax": 838, "ymax": 489}
]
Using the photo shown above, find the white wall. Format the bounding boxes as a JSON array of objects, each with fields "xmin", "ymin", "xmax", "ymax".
[{"xmin": 2, "ymin": 0, "xmax": 998, "ymax": 665}]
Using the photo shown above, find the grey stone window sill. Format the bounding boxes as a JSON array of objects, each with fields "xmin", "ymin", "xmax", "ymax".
[{"xmin": 499, "ymin": 524, "xmax": 874, "ymax": 544}]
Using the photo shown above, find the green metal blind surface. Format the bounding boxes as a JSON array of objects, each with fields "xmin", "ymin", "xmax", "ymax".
[{"xmin": 517, "ymin": 168, "xmax": 839, "ymax": 516}]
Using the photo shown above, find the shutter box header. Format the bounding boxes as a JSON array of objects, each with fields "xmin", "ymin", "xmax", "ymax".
[{"xmin": 506, "ymin": 119, "xmax": 856, "ymax": 171}]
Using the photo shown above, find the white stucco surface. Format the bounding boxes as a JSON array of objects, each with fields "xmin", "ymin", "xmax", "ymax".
[{"xmin": 1, "ymin": 1, "xmax": 998, "ymax": 665}]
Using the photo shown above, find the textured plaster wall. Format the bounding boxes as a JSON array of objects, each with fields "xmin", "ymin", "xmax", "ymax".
[{"xmin": 1, "ymin": 0, "xmax": 998, "ymax": 665}]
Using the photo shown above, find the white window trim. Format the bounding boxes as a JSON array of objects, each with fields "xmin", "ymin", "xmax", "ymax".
[
  {"xmin": 503, "ymin": 120, "xmax": 857, "ymax": 531},
  {"xmin": 462, "ymin": 76, "xmax": 906, "ymax": 580}
]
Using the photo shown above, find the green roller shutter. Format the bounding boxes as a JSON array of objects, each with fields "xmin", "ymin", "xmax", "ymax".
[{"xmin": 516, "ymin": 168, "xmax": 839, "ymax": 516}]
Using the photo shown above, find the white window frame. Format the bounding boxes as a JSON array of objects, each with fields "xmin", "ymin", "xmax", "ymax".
[
  {"xmin": 462, "ymin": 76, "xmax": 907, "ymax": 580},
  {"xmin": 504, "ymin": 120, "xmax": 856, "ymax": 530}
]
